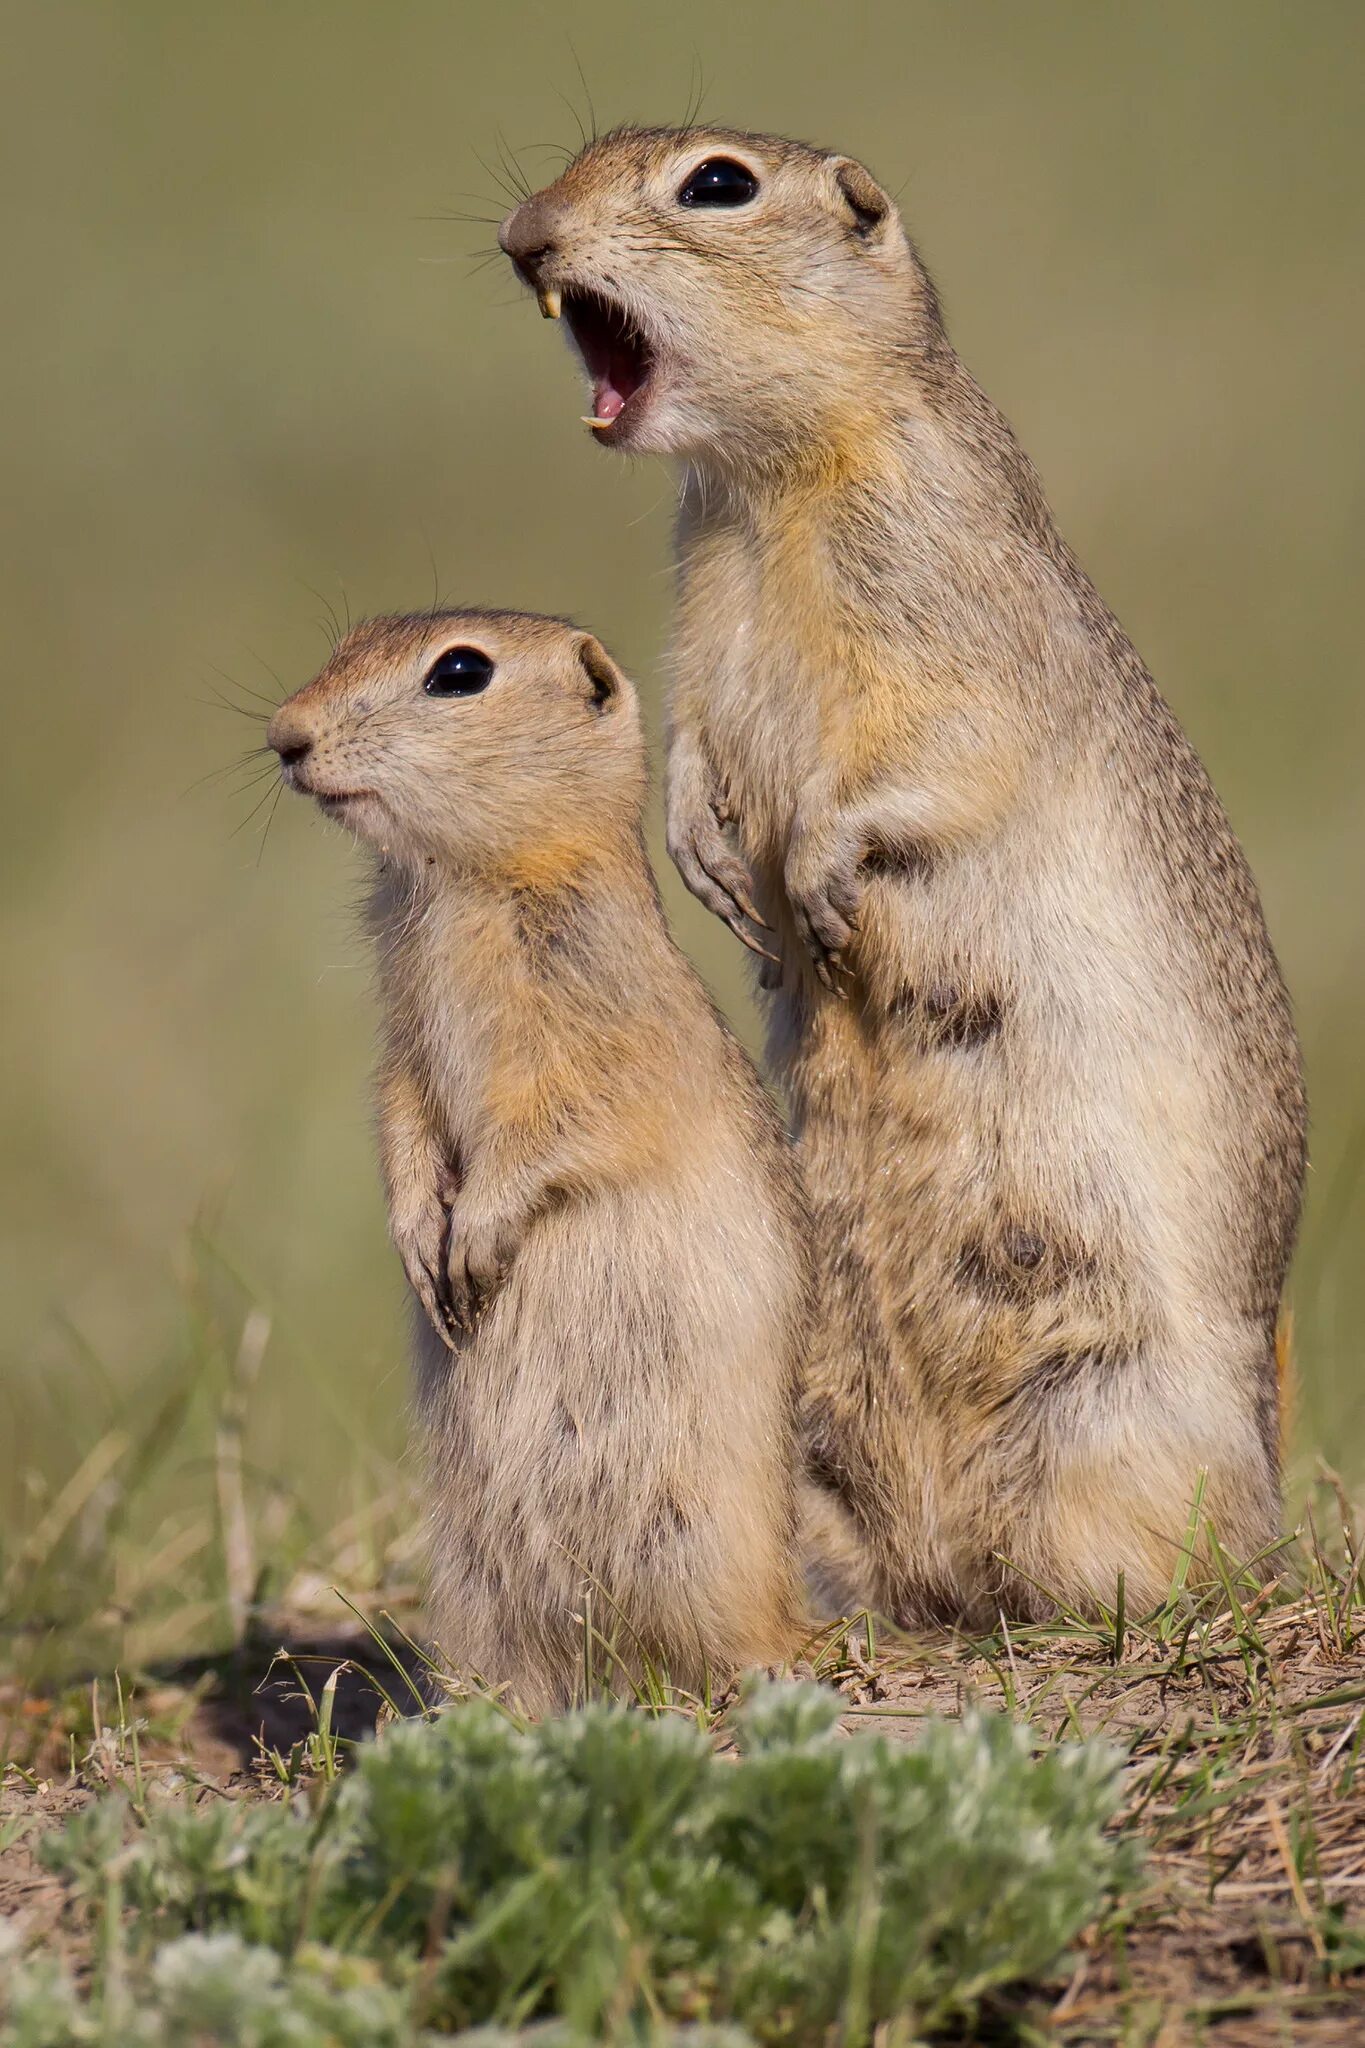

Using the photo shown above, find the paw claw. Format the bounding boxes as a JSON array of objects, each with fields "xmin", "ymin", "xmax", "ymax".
[
  {"xmin": 785, "ymin": 848, "xmax": 862, "ymax": 991},
  {"xmin": 667, "ymin": 776, "xmax": 773, "ymax": 960},
  {"xmin": 445, "ymin": 1215, "xmax": 518, "ymax": 1333}
]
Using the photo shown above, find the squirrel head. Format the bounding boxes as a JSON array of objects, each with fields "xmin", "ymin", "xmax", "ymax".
[
  {"xmin": 499, "ymin": 125, "xmax": 941, "ymax": 477},
  {"xmin": 267, "ymin": 610, "xmax": 642, "ymax": 876}
]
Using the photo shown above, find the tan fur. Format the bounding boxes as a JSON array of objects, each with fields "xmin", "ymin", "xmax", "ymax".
[
  {"xmin": 502, "ymin": 128, "xmax": 1308, "ymax": 1626},
  {"xmin": 268, "ymin": 610, "xmax": 808, "ymax": 1707}
]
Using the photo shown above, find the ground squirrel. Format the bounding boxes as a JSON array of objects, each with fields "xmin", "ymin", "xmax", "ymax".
[
  {"xmin": 500, "ymin": 127, "xmax": 1308, "ymax": 1624},
  {"xmin": 267, "ymin": 609, "xmax": 808, "ymax": 1706}
]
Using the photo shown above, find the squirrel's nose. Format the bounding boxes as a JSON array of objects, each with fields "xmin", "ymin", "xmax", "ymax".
[
  {"xmin": 498, "ymin": 195, "xmax": 562, "ymax": 278},
  {"xmin": 267, "ymin": 710, "xmax": 313, "ymax": 772}
]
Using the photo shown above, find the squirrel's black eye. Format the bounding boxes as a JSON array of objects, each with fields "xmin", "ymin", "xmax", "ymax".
[
  {"xmin": 424, "ymin": 646, "xmax": 494, "ymax": 697},
  {"xmin": 677, "ymin": 157, "xmax": 758, "ymax": 208}
]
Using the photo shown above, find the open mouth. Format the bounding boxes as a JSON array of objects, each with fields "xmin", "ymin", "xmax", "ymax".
[{"xmin": 560, "ymin": 290, "xmax": 654, "ymax": 430}]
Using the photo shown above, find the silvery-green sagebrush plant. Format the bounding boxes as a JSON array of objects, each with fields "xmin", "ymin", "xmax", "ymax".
[{"xmin": 7, "ymin": 1683, "xmax": 1136, "ymax": 2045}]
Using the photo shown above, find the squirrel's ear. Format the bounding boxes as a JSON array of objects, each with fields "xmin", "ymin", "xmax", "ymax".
[
  {"xmin": 576, "ymin": 634, "xmax": 624, "ymax": 711},
  {"xmin": 830, "ymin": 157, "xmax": 892, "ymax": 243}
]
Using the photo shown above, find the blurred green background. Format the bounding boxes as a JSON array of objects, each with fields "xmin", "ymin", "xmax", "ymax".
[{"xmin": 4, "ymin": 1, "xmax": 1363, "ymax": 1570}]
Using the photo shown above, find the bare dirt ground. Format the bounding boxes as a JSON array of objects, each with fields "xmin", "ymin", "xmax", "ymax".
[{"xmin": 825, "ymin": 1615, "xmax": 1365, "ymax": 2045}]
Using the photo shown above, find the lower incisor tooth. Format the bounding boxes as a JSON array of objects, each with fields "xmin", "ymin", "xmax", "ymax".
[{"xmin": 539, "ymin": 288, "xmax": 562, "ymax": 320}]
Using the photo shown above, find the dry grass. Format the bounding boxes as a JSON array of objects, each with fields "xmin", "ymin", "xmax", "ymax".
[{"xmin": 807, "ymin": 1515, "xmax": 1365, "ymax": 2042}]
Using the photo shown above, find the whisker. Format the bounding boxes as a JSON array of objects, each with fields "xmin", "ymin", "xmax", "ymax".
[
  {"xmin": 521, "ymin": 140, "xmax": 575, "ymax": 169},
  {"xmin": 626, "ymin": 481, "xmax": 676, "ymax": 530},
  {"xmin": 473, "ymin": 147, "xmax": 527, "ymax": 211},
  {"xmin": 231, "ymin": 776, "xmax": 286, "ymax": 839},
  {"xmin": 244, "ymin": 649, "xmax": 287, "ymax": 699},
  {"xmin": 420, "ymin": 249, "xmax": 508, "ymax": 272},
  {"xmin": 255, "ymin": 779, "xmax": 286, "ymax": 869},
  {"xmin": 182, "ymin": 748, "xmax": 272, "ymax": 799},
  {"xmin": 567, "ymin": 41, "xmax": 599, "ymax": 144},
  {"xmin": 208, "ymin": 663, "xmax": 279, "ymax": 711},
  {"xmin": 494, "ymin": 128, "xmax": 532, "ymax": 202},
  {"xmin": 423, "ymin": 532, "xmax": 445, "ymax": 617},
  {"xmin": 217, "ymin": 752, "xmax": 277, "ymax": 788},
  {"xmin": 555, "ymin": 87, "xmax": 588, "ymax": 156},
  {"xmin": 300, "ymin": 580, "xmax": 343, "ymax": 652},
  {"xmin": 419, "ymin": 209, "xmax": 504, "ymax": 227},
  {"xmin": 196, "ymin": 688, "xmax": 266, "ymax": 724},
  {"xmin": 439, "ymin": 187, "xmax": 520, "ymax": 223},
  {"xmin": 681, "ymin": 52, "xmax": 708, "ymax": 133},
  {"xmin": 217, "ymin": 768, "xmax": 278, "ymax": 807}
]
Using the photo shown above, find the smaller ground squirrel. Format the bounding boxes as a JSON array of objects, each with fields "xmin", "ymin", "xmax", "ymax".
[
  {"xmin": 501, "ymin": 126, "xmax": 1308, "ymax": 1626},
  {"xmin": 267, "ymin": 610, "xmax": 809, "ymax": 1711}
]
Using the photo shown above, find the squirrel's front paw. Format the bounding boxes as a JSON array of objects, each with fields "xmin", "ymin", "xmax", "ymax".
[
  {"xmin": 393, "ymin": 1203, "xmax": 462, "ymax": 1351},
  {"xmin": 666, "ymin": 761, "xmax": 777, "ymax": 964},
  {"xmin": 445, "ymin": 1210, "xmax": 520, "ymax": 1334},
  {"xmin": 784, "ymin": 845, "xmax": 862, "ymax": 991}
]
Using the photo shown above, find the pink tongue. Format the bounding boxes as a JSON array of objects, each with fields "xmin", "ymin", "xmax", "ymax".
[{"xmin": 592, "ymin": 380, "xmax": 625, "ymax": 422}]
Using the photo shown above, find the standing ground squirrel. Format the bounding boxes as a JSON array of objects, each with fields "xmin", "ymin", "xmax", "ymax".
[
  {"xmin": 267, "ymin": 609, "xmax": 808, "ymax": 1706},
  {"xmin": 500, "ymin": 127, "xmax": 1308, "ymax": 1624}
]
